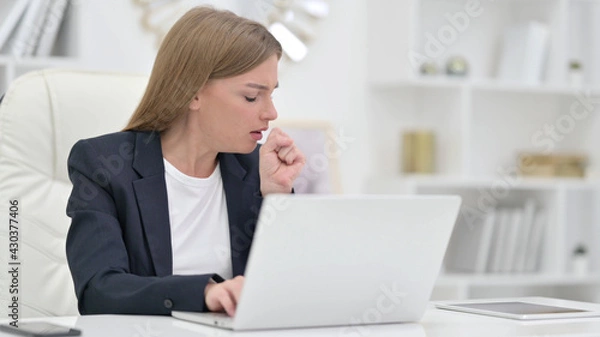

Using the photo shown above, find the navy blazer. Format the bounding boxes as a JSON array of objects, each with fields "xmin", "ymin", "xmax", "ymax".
[{"xmin": 66, "ymin": 131, "xmax": 263, "ymax": 315}]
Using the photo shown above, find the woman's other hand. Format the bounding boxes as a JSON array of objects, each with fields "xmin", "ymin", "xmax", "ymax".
[{"xmin": 259, "ymin": 127, "xmax": 306, "ymax": 195}]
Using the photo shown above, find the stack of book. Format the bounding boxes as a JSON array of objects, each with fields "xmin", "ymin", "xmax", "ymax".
[
  {"xmin": 518, "ymin": 153, "xmax": 588, "ymax": 178},
  {"xmin": 445, "ymin": 198, "xmax": 547, "ymax": 274},
  {"xmin": 0, "ymin": 0, "xmax": 70, "ymax": 57}
]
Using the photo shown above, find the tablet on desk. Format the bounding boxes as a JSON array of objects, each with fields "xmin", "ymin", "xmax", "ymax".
[{"xmin": 435, "ymin": 297, "xmax": 600, "ymax": 320}]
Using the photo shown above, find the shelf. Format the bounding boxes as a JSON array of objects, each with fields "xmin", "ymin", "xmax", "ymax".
[
  {"xmin": 369, "ymin": 77, "xmax": 600, "ymax": 96},
  {"xmin": 0, "ymin": 0, "xmax": 82, "ymax": 94},
  {"xmin": 438, "ymin": 273, "xmax": 600, "ymax": 287},
  {"xmin": 369, "ymin": 77, "xmax": 468, "ymax": 90},
  {"xmin": 471, "ymin": 79, "xmax": 600, "ymax": 96},
  {"xmin": 0, "ymin": 56, "xmax": 81, "ymax": 90},
  {"xmin": 369, "ymin": 0, "xmax": 600, "ymax": 302},
  {"xmin": 368, "ymin": 175, "xmax": 600, "ymax": 192},
  {"xmin": 0, "ymin": 56, "xmax": 78, "ymax": 66}
]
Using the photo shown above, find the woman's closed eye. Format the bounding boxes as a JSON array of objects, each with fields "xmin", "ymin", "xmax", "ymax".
[{"xmin": 245, "ymin": 96, "xmax": 257, "ymax": 102}]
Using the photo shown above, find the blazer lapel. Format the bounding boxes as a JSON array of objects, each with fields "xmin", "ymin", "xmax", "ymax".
[
  {"xmin": 219, "ymin": 153, "xmax": 259, "ymax": 276},
  {"xmin": 131, "ymin": 131, "xmax": 173, "ymax": 277}
]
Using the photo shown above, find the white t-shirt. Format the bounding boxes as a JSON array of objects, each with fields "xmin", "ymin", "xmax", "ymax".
[{"xmin": 163, "ymin": 159, "xmax": 233, "ymax": 279}]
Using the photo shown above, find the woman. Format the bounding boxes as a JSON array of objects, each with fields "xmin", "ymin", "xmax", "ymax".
[{"xmin": 65, "ymin": 6, "xmax": 305, "ymax": 316}]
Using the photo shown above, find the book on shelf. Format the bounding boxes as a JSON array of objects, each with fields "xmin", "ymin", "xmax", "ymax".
[
  {"xmin": 525, "ymin": 210, "xmax": 547, "ymax": 273},
  {"xmin": 35, "ymin": 0, "xmax": 69, "ymax": 57},
  {"xmin": 10, "ymin": 0, "xmax": 51, "ymax": 57},
  {"xmin": 444, "ymin": 209, "xmax": 496, "ymax": 274},
  {"xmin": 502, "ymin": 208, "xmax": 523, "ymax": 273},
  {"xmin": 475, "ymin": 211, "xmax": 496, "ymax": 274},
  {"xmin": 497, "ymin": 21, "xmax": 550, "ymax": 85},
  {"xmin": 488, "ymin": 208, "xmax": 511, "ymax": 273},
  {"xmin": 513, "ymin": 198, "xmax": 537, "ymax": 273},
  {"xmin": 0, "ymin": 0, "xmax": 31, "ymax": 52}
]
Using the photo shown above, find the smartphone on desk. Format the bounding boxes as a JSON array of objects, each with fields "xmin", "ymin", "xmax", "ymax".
[{"xmin": 0, "ymin": 322, "xmax": 81, "ymax": 337}]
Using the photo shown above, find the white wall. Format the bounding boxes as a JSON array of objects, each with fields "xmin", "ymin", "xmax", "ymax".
[
  {"xmin": 274, "ymin": 0, "xmax": 369, "ymax": 193},
  {"xmin": 77, "ymin": 0, "xmax": 154, "ymax": 73},
  {"xmin": 77, "ymin": 0, "xmax": 240, "ymax": 72},
  {"xmin": 75, "ymin": 0, "xmax": 369, "ymax": 193}
]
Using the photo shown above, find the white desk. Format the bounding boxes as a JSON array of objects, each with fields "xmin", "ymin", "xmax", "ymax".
[{"xmin": 5, "ymin": 303, "xmax": 600, "ymax": 337}]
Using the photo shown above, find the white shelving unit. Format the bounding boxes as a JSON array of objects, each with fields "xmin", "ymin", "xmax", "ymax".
[
  {"xmin": 367, "ymin": 0, "xmax": 600, "ymax": 302},
  {"xmin": 0, "ymin": 1, "xmax": 82, "ymax": 94}
]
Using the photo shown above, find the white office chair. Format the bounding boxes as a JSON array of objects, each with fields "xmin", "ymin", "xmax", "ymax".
[{"xmin": 0, "ymin": 69, "xmax": 148, "ymax": 317}]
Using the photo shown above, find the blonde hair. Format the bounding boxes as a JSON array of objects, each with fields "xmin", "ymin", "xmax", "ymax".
[{"xmin": 124, "ymin": 6, "xmax": 282, "ymax": 131}]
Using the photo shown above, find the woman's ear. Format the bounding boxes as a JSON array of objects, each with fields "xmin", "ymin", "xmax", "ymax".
[{"xmin": 189, "ymin": 89, "xmax": 203, "ymax": 111}]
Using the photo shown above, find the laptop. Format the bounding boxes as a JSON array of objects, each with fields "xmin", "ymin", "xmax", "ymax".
[{"xmin": 172, "ymin": 194, "xmax": 462, "ymax": 331}]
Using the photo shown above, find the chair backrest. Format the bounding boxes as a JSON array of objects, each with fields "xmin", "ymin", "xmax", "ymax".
[{"xmin": 0, "ymin": 69, "xmax": 149, "ymax": 317}]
